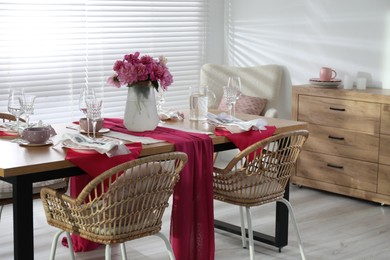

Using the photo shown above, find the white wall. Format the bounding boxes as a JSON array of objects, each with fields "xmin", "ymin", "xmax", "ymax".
[{"xmin": 206, "ymin": 0, "xmax": 390, "ymax": 119}]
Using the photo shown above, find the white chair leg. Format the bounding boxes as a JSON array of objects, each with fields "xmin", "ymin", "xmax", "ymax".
[
  {"xmin": 64, "ymin": 231, "xmax": 75, "ymax": 260},
  {"xmin": 120, "ymin": 243, "xmax": 128, "ymax": 260},
  {"xmin": 0, "ymin": 205, "xmax": 3, "ymax": 221},
  {"xmin": 154, "ymin": 232, "xmax": 176, "ymax": 260},
  {"xmin": 239, "ymin": 206, "xmax": 247, "ymax": 248},
  {"xmin": 279, "ymin": 198, "xmax": 306, "ymax": 260},
  {"xmin": 105, "ymin": 244, "xmax": 112, "ymax": 260},
  {"xmin": 245, "ymin": 207, "xmax": 255, "ymax": 260},
  {"xmin": 50, "ymin": 230, "xmax": 75, "ymax": 260}
]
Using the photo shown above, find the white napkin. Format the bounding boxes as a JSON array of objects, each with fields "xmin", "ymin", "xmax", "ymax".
[
  {"xmin": 0, "ymin": 120, "xmax": 57, "ymax": 135},
  {"xmin": 59, "ymin": 133, "xmax": 130, "ymax": 157},
  {"xmin": 207, "ymin": 112, "xmax": 267, "ymax": 133}
]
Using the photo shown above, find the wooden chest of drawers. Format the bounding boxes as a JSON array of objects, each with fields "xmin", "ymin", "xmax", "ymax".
[{"xmin": 292, "ymin": 85, "xmax": 390, "ymax": 205}]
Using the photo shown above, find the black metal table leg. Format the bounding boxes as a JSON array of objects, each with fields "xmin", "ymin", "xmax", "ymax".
[
  {"xmin": 3, "ymin": 167, "xmax": 85, "ymax": 260},
  {"xmin": 12, "ymin": 176, "xmax": 34, "ymax": 260}
]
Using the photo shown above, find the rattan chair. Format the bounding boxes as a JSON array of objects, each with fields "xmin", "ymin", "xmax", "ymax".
[
  {"xmin": 213, "ymin": 130, "xmax": 309, "ymax": 260},
  {"xmin": 41, "ymin": 152, "xmax": 188, "ymax": 260},
  {"xmin": 0, "ymin": 113, "xmax": 68, "ymax": 220}
]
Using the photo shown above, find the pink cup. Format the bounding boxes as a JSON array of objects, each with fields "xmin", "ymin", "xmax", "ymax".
[{"xmin": 320, "ymin": 67, "xmax": 337, "ymax": 81}]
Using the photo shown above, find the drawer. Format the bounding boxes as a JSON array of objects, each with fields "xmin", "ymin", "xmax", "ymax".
[
  {"xmin": 298, "ymin": 95, "xmax": 380, "ymax": 134},
  {"xmin": 381, "ymin": 104, "xmax": 390, "ymax": 135},
  {"xmin": 304, "ymin": 124, "xmax": 379, "ymax": 163},
  {"xmin": 297, "ymin": 151, "xmax": 378, "ymax": 192},
  {"xmin": 378, "ymin": 165, "xmax": 390, "ymax": 195},
  {"xmin": 379, "ymin": 134, "xmax": 390, "ymax": 165}
]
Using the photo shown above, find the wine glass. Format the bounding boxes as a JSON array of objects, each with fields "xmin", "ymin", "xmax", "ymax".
[
  {"xmin": 227, "ymin": 76, "xmax": 242, "ymax": 116},
  {"xmin": 8, "ymin": 89, "xmax": 25, "ymax": 136},
  {"xmin": 79, "ymin": 88, "xmax": 96, "ymax": 115},
  {"xmin": 21, "ymin": 94, "xmax": 36, "ymax": 127},
  {"xmin": 155, "ymin": 89, "xmax": 167, "ymax": 124},
  {"xmin": 79, "ymin": 88, "xmax": 96, "ymax": 136},
  {"xmin": 86, "ymin": 98, "xmax": 103, "ymax": 139},
  {"xmin": 156, "ymin": 89, "xmax": 166, "ymax": 114}
]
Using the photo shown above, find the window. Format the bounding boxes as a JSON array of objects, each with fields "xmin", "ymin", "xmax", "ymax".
[{"xmin": 0, "ymin": 0, "xmax": 208, "ymax": 123}]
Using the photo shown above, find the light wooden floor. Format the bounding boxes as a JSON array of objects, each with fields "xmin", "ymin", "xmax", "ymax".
[{"xmin": 1, "ymin": 185, "xmax": 389, "ymax": 260}]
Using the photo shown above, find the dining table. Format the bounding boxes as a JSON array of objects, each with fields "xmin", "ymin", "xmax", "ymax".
[{"xmin": 0, "ymin": 110, "xmax": 307, "ymax": 260}]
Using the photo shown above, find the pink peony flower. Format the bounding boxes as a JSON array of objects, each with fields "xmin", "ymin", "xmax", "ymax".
[{"xmin": 107, "ymin": 52, "xmax": 173, "ymax": 91}]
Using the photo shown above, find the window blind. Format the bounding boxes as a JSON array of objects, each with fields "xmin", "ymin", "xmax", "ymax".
[{"xmin": 0, "ymin": 0, "xmax": 208, "ymax": 123}]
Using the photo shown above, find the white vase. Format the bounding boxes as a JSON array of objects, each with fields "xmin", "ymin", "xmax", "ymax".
[{"xmin": 123, "ymin": 82, "xmax": 159, "ymax": 132}]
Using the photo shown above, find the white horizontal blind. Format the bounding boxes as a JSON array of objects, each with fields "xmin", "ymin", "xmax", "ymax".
[{"xmin": 0, "ymin": 0, "xmax": 208, "ymax": 123}]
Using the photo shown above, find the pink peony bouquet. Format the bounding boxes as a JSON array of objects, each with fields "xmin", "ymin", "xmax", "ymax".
[{"xmin": 107, "ymin": 52, "xmax": 173, "ymax": 91}]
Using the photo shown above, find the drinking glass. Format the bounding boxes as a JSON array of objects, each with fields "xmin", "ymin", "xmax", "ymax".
[
  {"xmin": 79, "ymin": 87, "xmax": 96, "ymax": 115},
  {"xmin": 8, "ymin": 89, "xmax": 25, "ymax": 135},
  {"xmin": 86, "ymin": 99, "xmax": 103, "ymax": 139},
  {"xmin": 156, "ymin": 90, "xmax": 166, "ymax": 114},
  {"xmin": 227, "ymin": 76, "xmax": 242, "ymax": 116},
  {"xmin": 21, "ymin": 94, "xmax": 36, "ymax": 127},
  {"xmin": 79, "ymin": 87, "xmax": 96, "ymax": 136}
]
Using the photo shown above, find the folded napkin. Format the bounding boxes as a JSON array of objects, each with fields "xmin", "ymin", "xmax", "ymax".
[
  {"xmin": 59, "ymin": 133, "xmax": 130, "ymax": 157},
  {"xmin": 159, "ymin": 110, "xmax": 184, "ymax": 121},
  {"xmin": 207, "ymin": 112, "xmax": 267, "ymax": 133},
  {"xmin": 0, "ymin": 120, "xmax": 57, "ymax": 137}
]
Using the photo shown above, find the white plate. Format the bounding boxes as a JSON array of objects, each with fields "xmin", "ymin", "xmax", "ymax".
[
  {"xmin": 79, "ymin": 128, "xmax": 110, "ymax": 134},
  {"xmin": 309, "ymin": 78, "xmax": 342, "ymax": 87},
  {"xmin": 19, "ymin": 139, "xmax": 53, "ymax": 147}
]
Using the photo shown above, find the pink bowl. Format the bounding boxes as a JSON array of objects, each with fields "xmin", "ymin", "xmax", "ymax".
[{"xmin": 22, "ymin": 127, "xmax": 51, "ymax": 144}]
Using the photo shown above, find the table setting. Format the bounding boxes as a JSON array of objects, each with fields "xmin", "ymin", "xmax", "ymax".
[
  {"xmin": 1, "ymin": 54, "xmax": 279, "ymax": 260},
  {"xmin": 56, "ymin": 63, "xmax": 278, "ymax": 259}
]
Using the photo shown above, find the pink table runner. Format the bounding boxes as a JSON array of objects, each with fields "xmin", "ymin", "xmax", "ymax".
[
  {"xmin": 214, "ymin": 125, "xmax": 276, "ymax": 151},
  {"xmin": 63, "ymin": 142, "xmax": 143, "ymax": 251},
  {"xmin": 65, "ymin": 118, "xmax": 215, "ymax": 260}
]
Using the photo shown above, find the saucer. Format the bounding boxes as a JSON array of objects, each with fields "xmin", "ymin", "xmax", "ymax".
[
  {"xmin": 19, "ymin": 139, "xmax": 53, "ymax": 147},
  {"xmin": 309, "ymin": 78, "xmax": 342, "ymax": 87},
  {"xmin": 79, "ymin": 128, "xmax": 110, "ymax": 134}
]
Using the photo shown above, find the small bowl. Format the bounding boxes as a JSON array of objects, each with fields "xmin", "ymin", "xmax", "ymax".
[
  {"xmin": 79, "ymin": 118, "xmax": 104, "ymax": 133},
  {"xmin": 22, "ymin": 127, "xmax": 51, "ymax": 144}
]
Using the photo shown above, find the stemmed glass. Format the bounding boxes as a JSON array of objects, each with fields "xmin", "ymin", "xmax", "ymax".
[
  {"xmin": 223, "ymin": 76, "xmax": 242, "ymax": 118},
  {"xmin": 21, "ymin": 94, "xmax": 36, "ymax": 127},
  {"xmin": 86, "ymin": 98, "xmax": 103, "ymax": 139},
  {"xmin": 156, "ymin": 90, "xmax": 166, "ymax": 114},
  {"xmin": 227, "ymin": 76, "xmax": 242, "ymax": 116},
  {"xmin": 79, "ymin": 88, "xmax": 96, "ymax": 136},
  {"xmin": 7, "ymin": 89, "xmax": 25, "ymax": 136},
  {"xmin": 79, "ymin": 88, "xmax": 96, "ymax": 115}
]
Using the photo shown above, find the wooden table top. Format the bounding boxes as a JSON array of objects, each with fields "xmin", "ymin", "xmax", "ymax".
[{"xmin": 0, "ymin": 111, "xmax": 307, "ymax": 178}]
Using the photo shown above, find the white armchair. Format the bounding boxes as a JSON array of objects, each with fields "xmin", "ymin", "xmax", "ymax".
[{"xmin": 200, "ymin": 64, "xmax": 283, "ymax": 118}]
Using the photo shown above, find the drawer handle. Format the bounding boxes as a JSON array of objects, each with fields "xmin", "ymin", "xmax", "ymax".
[
  {"xmin": 328, "ymin": 135, "xmax": 345, "ymax": 141},
  {"xmin": 327, "ymin": 163, "xmax": 344, "ymax": 169},
  {"xmin": 329, "ymin": 107, "xmax": 346, "ymax": 112}
]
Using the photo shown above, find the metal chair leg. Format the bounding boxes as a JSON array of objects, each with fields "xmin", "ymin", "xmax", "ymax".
[
  {"xmin": 279, "ymin": 198, "xmax": 306, "ymax": 260},
  {"xmin": 50, "ymin": 230, "xmax": 75, "ymax": 260},
  {"xmin": 120, "ymin": 243, "xmax": 128, "ymax": 260},
  {"xmin": 105, "ymin": 244, "xmax": 112, "ymax": 260},
  {"xmin": 154, "ymin": 232, "xmax": 176, "ymax": 260},
  {"xmin": 246, "ymin": 207, "xmax": 255, "ymax": 260},
  {"xmin": 239, "ymin": 206, "xmax": 247, "ymax": 248},
  {"xmin": 0, "ymin": 205, "xmax": 3, "ymax": 221}
]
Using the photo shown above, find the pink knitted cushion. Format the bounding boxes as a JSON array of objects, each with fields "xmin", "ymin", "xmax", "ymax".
[{"xmin": 218, "ymin": 94, "xmax": 268, "ymax": 115}]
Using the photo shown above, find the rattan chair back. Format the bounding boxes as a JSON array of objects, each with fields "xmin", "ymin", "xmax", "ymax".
[
  {"xmin": 41, "ymin": 152, "xmax": 188, "ymax": 245},
  {"xmin": 213, "ymin": 130, "xmax": 309, "ymax": 207}
]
